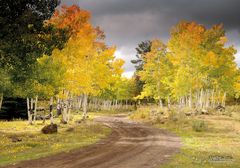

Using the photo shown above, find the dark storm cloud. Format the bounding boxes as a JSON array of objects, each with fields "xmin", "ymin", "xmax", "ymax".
[{"xmin": 62, "ymin": 0, "xmax": 240, "ymax": 73}]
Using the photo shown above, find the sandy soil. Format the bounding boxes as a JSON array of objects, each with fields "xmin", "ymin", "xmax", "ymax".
[{"xmin": 5, "ymin": 115, "xmax": 182, "ymax": 168}]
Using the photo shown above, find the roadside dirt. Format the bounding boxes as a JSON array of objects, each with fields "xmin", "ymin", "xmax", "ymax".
[{"xmin": 5, "ymin": 115, "xmax": 182, "ymax": 168}]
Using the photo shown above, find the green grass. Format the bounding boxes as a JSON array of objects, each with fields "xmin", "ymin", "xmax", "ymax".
[
  {"xmin": 0, "ymin": 117, "xmax": 111, "ymax": 166},
  {"xmin": 130, "ymin": 107, "xmax": 240, "ymax": 168},
  {"xmin": 159, "ymin": 116, "xmax": 240, "ymax": 168}
]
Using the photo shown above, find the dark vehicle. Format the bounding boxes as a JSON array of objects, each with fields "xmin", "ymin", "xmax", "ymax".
[{"xmin": 0, "ymin": 98, "xmax": 27, "ymax": 120}]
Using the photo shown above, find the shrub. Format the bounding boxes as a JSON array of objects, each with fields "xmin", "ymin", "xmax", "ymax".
[
  {"xmin": 140, "ymin": 112, "xmax": 146, "ymax": 119},
  {"xmin": 168, "ymin": 109, "xmax": 178, "ymax": 122},
  {"xmin": 168, "ymin": 108, "xmax": 187, "ymax": 122},
  {"xmin": 192, "ymin": 120, "xmax": 208, "ymax": 132},
  {"xmin": 129, "ymin": 108, "xmax": 151, "ymax": 120}
]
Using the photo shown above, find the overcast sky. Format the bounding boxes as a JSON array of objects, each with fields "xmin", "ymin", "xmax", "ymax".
[{"xmin": 62, "ymin": 0, "xmax": 240, "ymax": 77}]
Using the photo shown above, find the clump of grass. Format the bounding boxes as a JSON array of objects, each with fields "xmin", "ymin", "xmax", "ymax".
[
  {"xmin": 129, "ymin": 108, "xmax": 151, "ymax": 121},
  {"xmin": 192, "ymin": 120, "xmax": 208, "ymax": 132},
  {"xmin": 169, "ymin": 109, "xmax": 181, "ymax": 122},
  {"xmin": 168, "ymin": 108, "xmax": 188, "ymax": 123}
]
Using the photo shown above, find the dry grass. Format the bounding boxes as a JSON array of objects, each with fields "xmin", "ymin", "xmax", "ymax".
[
  {"xmin": 0, "ymin": 115, "xmax": 111, "ymax": 166},
  {"xmin": 130, "ymin": 106, "xmax": 240, "ymax": 168}
]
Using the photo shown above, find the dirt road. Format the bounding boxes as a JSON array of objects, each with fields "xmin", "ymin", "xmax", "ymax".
[{"xmin": 5, "ymin": 115, "xmax": 182, "ymax": 168}]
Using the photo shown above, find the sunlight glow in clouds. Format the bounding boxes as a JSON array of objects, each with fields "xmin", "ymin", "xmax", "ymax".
[{"xmin": 114, "ymin": 50, "xmax": 134, "ymax": 79}]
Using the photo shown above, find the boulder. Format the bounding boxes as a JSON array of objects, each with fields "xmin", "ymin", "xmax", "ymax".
[
  {"xmin": 185, "ymin": 112, "xmax": 192, "ymax": 116},
  {"xmin": 66, "ymin": 127, "xmax": 74, "ymax": 132},
  {"xmin": 10, "ymin": 136, "xmax": 22, "ymax": 143},
  {"xmin": 61, "ymin": 120, "xmax": 68, "ymax": 124},
  {"xmin": 41, "ymin": 124, "xmax": 58, "ymax": 134},
  {"xmin": 201, "ymin": 109, "xmax": 209, "ymax": 115},
  {"xmin": 215, "ymin": 105, "xmax": 225, "ymax": 112},
  {"xmin": 75, "ymin": 120, "xmax": 82, "ymax": 124}
]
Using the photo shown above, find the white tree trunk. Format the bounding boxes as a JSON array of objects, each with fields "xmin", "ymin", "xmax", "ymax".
[
  {"xmin": 195, "ymin": 91, "xmax": 199, "ymax": 108},
  {"xmin": 189, "ymin": 90, "xmax": 192, "ymax": 108},
  {"xmin": 62, "ymin": 102, "xmax": 68, "ymax": 123},
  {"xmin": 199, "ymin": 89, "xmax": 203, "ymax": 109},
  {"xmin": 115, "ymin": 100, "xmax": 118, "ymax": 109},
  {"xmin": 211, "ymin": 89, "xmax": 215, "ymax": 108},
  {"xmin": 78, "ymin": 95, "xmax": 83, "ymax": 110},
  {"xmin": 50, "ymin": 97, "xmax": 54, "ymax": 124},
  {"xmin": 205, "ymin": 90, "xmax": 210, "ymax": 108},
  {"xmin": 159, "ymin": 99, "xmax": 163, "ymax": 108},
  {"xmin": 168, "ymin": 97, "xmax": 171, "ymax": 109},
  {"xmin": 217, "ymin": 90, "xmax": 221, "ymax": 106},
  {"xmin": 222, "ymin": 92, "xmax": 226, "ymax": 107},
  {"xmin": 27, "ymin": 97, "xmax": 33, "ymax": 125},
  {"xmin": 82, "ymin": 94, "xmax": 88, "ymax": 119},
  {"xmin": 33, "ymin": 96, "xmax": 38, "ymax": 123},
  {"xmin": 0, "ymin": 93, "xmax": 3, "ymax": 111},
  {"xmin": 67, "ymin": 100, "xmax": 72, "ymax": 122}
]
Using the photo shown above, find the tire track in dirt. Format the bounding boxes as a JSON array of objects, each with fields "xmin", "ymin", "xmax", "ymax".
[{"xmin": 5, "ymin": 115, "xmax": 182, "ymax": 168}]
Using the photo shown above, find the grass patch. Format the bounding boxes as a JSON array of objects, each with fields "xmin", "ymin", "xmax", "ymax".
[
  {"xmin": 160, "ymin": 115, "xmax": 240, "ymax": 168},
  {"xmin": 130, "ymin": 107, "xmax": 240, "ymax": 168},
  {"xmin": 0, "ymin": 117, "xmax": 111, "ymax": 166},
  {"xmin": 192, "ymin": 120, "xmax": 208, "ymax": 132}
]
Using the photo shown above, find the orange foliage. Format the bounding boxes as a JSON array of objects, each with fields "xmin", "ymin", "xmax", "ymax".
[{"xmin": 47, "ymin": 4, "xmax": 105, "ymax": 41}]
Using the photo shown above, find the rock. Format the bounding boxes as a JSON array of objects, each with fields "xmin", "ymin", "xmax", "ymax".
[
  {"xmin": 151, "ymin": 110, "xmax": 157, "ymax": 116},
  {"xmin": 160, "ymin": 120, "xmax": 165, "ymax": 124},
  {"xmin": 75, "ymin": 120, "xmax": 82, "ymax": 124},
  {"xmin": 201, "ymin": 109, "xmax": 209, "ymax": 115},
  {"xmin": 215, "ymin": 105, "xmax": 225, "ymax": 112},
  {"xmin": 194, "ymin": 109, "xmax": 200, "ymax": 115},
  {"xmin": 41, "ymin": 124, "xmax": 58, "ymax": 134},
  {"xmin": 61, "ymin": 120, "xmax": 68, "ymax": 124},
  {"xmin": 163, "ymin": 116, "xmax": 168, "ymax": 120},
  {"xmin": 66, "ymin": 127, "xmax": 74, "ymax": 132},
  {"xmin": 10, "ymin": 136, "xmax": 22, "ymax": 143},
  {"xmin": 185, "ymin": 112, "xmax": 192, "ymax": 116}
]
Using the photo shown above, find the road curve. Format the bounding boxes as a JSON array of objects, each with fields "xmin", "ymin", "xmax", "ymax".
[{"xmin": 5, "ymin": 115, "xmax": 182, "ymax": 168}]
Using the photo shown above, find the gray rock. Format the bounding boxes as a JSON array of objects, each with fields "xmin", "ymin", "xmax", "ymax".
[
  {"xmin": 41, "ymin": 124, "xmax": 58, "ymax": 134},
  {"xmin": 10, "ymin": 136, "xmax": 22, "ymax": 143}
]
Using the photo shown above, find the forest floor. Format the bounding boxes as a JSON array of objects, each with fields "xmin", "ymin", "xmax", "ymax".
[
  {"xmin": 2, "ymin": 114, "xmax": 182, "ymax": 168},
  {"xmin": 130, "ymin": 106, "xmax": 240, "ymax": 168}
]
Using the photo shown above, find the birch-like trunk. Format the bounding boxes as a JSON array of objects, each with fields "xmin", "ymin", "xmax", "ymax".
[
  {"xmin": 167, "ymin": 97, "xmax": 171, "ymax": 109},
  {"xmin": 195, "ymin": 91, "xmax": 199, "ymax": 108},
  {"xmin": 159, "ymin": 99, "xmax": 163, "ymax": 108},
  {"xmin": 114, "ymin": 100, "xmax": 117, "ymax": 109},
  {"xmin": 211, "ymin": 89, "xmax": 215, "ymax": 108},
  {"xmin": 27, "ymin": 97, "xmax": 30, "ymax": 124},
  {"xmin": 27, "ymin": 97, "xmax": 33, "ymax": 125},
  {"xmin": 222, "ymin": 92, "xmax": 226, "ymax": 107},
  {"xmin": 205, "ymin": 90, "xmax": 210, "ymax": 109},
  {"xmin": 78, "ymin": 95, "xmax": 83, "ymax": 110},
  {"xmin": 82, "ymin": 94, "xmax": 88, "ymax": 119},
  {"xmin": 0, "ymin": 93, "xmax": 3, "ymax": 111},
  {"xmin": 199, "ymin": 89, "xmax": 203, "ymax": 109},
  {"xmin": 33, "ymin": 96, "xmax": 38, "ymax": 123},
  {"xmin": 62, "ymin": 102, "xmax": 68, "ymax": 123},
  {"xmin": 217, "ymin": 90, "xmax": 221, "ymax": 106},
  {"xmin": 50, "ymin": 97, "xmax": 54, "ymax": 124},
  {"xmin": 189, "ymin": 90, "xmax": 192, "ymax": 108},
  {"xmin": 67, "ymin": 100, "xmax": 72, "ymax": 122},
  {"xmin": 56, "ymin": 100, "xmax": 60, "ymax": 116}
]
